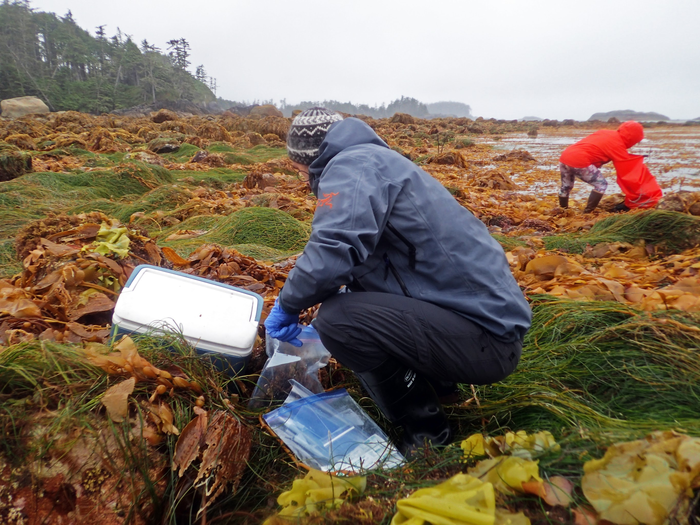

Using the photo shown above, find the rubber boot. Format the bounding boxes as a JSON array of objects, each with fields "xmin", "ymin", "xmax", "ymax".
[
  {"xmin": 354, "ymin": 359, "xmax": 452, "ymax": 455},
  {"xmin": 558, "ymin": 196, "xmax": 569, "ymax": 209},
  {"xmin": 428, "ymin": 377, "xmax": 460, "ymax": 405},
  {"xmin": 612, "ymin": 201, "xmax": 630, "ymax": 212},
  {"xmin": 583, "ymin": 191, "xmax": 604, "ymax": 213}
]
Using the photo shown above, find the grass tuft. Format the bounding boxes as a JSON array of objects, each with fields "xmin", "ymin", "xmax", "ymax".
[{"xmin": 543, "ymin": 210, "xmax": 700, "ymax": 253}]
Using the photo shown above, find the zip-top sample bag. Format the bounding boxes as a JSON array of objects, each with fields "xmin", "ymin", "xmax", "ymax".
[
  {"xmin": 263, "ymin": 382, "xmax": 405, "ymax": 474},
  {"xmin": 248, "ymin": 324, "xmax": 331, "ymax": 409}
]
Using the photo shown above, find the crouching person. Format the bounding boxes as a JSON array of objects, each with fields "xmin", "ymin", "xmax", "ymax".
[
  {"xmin": 558, "ymin": 120, "xmax": 662, "ymax": 213},
  {"xmin": 264, "ymin": 107, "xmax": 532, "ymax": 454}
]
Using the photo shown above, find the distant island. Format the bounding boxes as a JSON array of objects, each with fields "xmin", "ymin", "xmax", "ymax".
[
  {"xmin": 588, "ymin": 109, "xmax": 670, "ymax": 121},
  {"xmin": 266, "ymin": 98, "xmax": 472, "ymax": 119},
  {"xmin": 425, "ymin": 101, "xmax": 473, "ymax": 118}
]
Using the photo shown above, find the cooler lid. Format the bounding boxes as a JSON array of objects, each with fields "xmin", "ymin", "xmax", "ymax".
[{"xmin": 112, "ymin": 265, "xmax": 263, "ymax": 354}]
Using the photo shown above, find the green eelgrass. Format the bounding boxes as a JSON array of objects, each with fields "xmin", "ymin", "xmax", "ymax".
[
  {"xmin": 156, "ymin": 210, "xmax": 307, "ymax": 261},
  {"xmin": 0, "ymin": 333, "xmax": 281, "ymax": 524},
  {"xmin": 3, "ymin": 299, "xmax": 700, "ymax": 523},
  {"xmin": 205, "ymin": 207, "xmax": 310, "ymax": 251},
  {"xmin": 157, "ymin": 207, "xmax": 310, "ymax": 259},
  {"xmin": 458, "ymin": 296, "xmax": 700, "ymax": 438},
  {"xmin": 68, "ymin": 184, "xmax": 193, "ymax": 223},
  {"xmin": 491, "ymin": 233, "xmax": 528, "ymax": 251},
  {"xmin": 0, "ymin": 162, "xmax": 173, "ymax": 239},
  {"xmin": 159, "ymin": 143, "xmax": 200, "ymax": 163},
  {"xmin": 0, "ymin": 238, "xmax": 21, "ymax": 277},
  {"xmin": 543, "ymin": 210, "xmax": 700, "ymax": 254},
  {"xmin": 172, "ymin": 168, "xmax": 247, "ymax": 188},
  {"xmin": 0, "ymin": 161, "xmax": 175, "ymax": 277}
]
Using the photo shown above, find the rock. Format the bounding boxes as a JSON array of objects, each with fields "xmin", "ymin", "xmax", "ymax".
[
  {"xmin": 469, "ymin": 170, "xmax": 518, "ymax": 190},
  {"xmin": 1, "ymin": 96, "xmax": 50, "ymax": 118},
  {"xmin": 527, "ymin": 128, "xmax": 538, "ymax": 138},
  {"xmin": 689, "ymin": 202, "xmax": 700, "ymax": 216},
  {"xmin": 249, "ymin": 105, "xmax": 283, "ymax": 118},
  {"xmin": 427, "ymin": 151, "xmax": 468, "ymax": 168},
  {"xmin": 391, "ymin": 113, "xmax": 415, "ymax": 124},
  {"xmin": 262, "ymin": 133, "xmax": 285, "ymax": 147},
  {"xmin": 152, "ymin": 109, "xmax": 178, "ymax": 123},
  {"xmin": 189, "ymin": 150, "xmax": 225, "ymax": 167},
  {"xmin": 245, "ymin": 132, "xmax": 267, "ymax": 146},
  {"xmin": 658, "ymin": 196, "xmax": 685, "ymax": 212},
  {"xmin": 0, "ymin": 142, "xmax": 32, "ymax": 181},
  {"xmin": 492, "ymin": 150, "xmax": 536, "ymax": 162},
  {"xmin": 124, "ymin": 151, "xmax": 164, "ymax": 166},
  {"xmin": 147, "ymin": 137, "xmax": 181, "ymax": 154},
  {"xmin": 242, "ymin": 172, "xmax": 279, "ymax": 189},
  {"xmin": 222, "ymin": 104, "xmax": 258, "ymax": 117}
]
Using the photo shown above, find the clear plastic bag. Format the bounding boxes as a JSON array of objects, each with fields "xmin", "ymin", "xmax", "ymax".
[
  {"xmin": 248, "ymin": 324, "xmax": 331, "ymax": 409},
  {"xmin": 263, "ymin": 382, "xmax": 405, "ymax": 474}
]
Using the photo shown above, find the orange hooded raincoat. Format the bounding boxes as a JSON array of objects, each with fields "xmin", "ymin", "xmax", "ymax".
[{"xmin": 560, "ymin": 121, "xmax": 662, "ymax": 208}]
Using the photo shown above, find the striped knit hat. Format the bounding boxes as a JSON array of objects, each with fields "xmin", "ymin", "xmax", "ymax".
[{"xmin": 287, "ymin": 107, "xmax": 343, "ymax": 165}]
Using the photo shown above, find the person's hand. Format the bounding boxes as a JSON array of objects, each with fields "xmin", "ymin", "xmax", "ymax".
[{"xmin": 264, "ymin": 299, "xmax": 302, "ymax": 347}]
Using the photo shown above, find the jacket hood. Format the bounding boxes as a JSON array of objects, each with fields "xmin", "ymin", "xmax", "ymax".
[
  {"xmin": 308, "ymin": 118, "xmax": 389, "ymax": 194},
  {"xmin": 617, "ymin": 121, "xmax": 644, "ymax": 148}
]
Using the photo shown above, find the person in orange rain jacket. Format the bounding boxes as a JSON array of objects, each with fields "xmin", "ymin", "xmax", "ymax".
[{"xmin": 557, "ymin": 121, "xmax": 662, "ymax": 213}]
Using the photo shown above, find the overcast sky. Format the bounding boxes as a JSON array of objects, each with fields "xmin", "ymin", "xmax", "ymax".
[{"xmin": 29, "ymin": 0, "xmax": 700, "ymax": 121}]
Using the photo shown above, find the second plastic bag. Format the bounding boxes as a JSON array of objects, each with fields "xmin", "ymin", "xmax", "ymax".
[
  {"xmin": 248, "ymin": 324, "xmax": 331, "ymax": 409},
  {"xmin": 263, "ymin": 382, "xmax": 405, "ymax": 474}
]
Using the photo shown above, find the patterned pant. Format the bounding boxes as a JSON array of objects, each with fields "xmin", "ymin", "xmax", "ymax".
[{"xmin": 559, "ymin": 163, "xmax": 608, "ymax": 197}]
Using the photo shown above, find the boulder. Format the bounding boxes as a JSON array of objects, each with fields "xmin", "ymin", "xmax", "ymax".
[
  {"xmin": 0, "ymin": 142, "xmax": 32, "ymax": 181},
  {"xmin": 390, "ymin": 113, "xmax": 415, "ymax": 125},
  {"xmin": 427, "ymin": 151, "xmax": 468, "ymax": 168},
  {"xmin": 249, "ymin": 105, "xmax": 283, "ymax": 118},
  {"xmin": 147, "ymin": 137, "xmax": 181, "ymax": 154},
  {"xmin": 189, "ymin": 150, "xmax": 225, "ymax": 167},
  {"xmin": 124, "ymin": 151, "xmax": 164, "ymax": 166},
  {"xmin": 245, "ymin": 132, "xmax": 267, "ymax": 146},
  {"xmin": 152, "ymin": 109, "xmax": 179, "ymax": 123},
  {"xmin": 492, "ymin": 150, "xmax": 536, "ymax": 162},
  {"xmin": 1, "ymin": 96, "xmax": 50, "ymax": 118}
]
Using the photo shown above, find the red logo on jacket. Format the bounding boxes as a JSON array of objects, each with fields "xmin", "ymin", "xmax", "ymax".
[{"xmin": 317, "ymin": 192, "xmax": 339, "ymax": 209}]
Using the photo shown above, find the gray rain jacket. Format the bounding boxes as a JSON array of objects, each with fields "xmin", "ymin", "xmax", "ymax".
[{"xmin": 279, "ymin": 118, "xmax": 531, "ymax": 343}]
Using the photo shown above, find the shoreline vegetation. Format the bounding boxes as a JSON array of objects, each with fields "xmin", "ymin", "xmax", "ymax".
[{"xmin": 1, "ymin": 107, "xmax": 700, "ymax": 524}]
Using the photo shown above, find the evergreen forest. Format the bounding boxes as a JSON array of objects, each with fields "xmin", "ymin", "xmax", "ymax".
[{"xmin": 0, "ymin": 0, "xmax": 215, "ymax": 114}]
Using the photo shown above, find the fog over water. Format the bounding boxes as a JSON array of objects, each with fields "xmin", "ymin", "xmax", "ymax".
[{"xmin": 28, "ymin": 0, "xmax": 700, "ymax": 121}]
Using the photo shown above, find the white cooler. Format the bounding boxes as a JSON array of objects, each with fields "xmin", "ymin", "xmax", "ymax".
[{"xmin": 111, "ymin": 265, "xmax": 263, "ymax": 376}]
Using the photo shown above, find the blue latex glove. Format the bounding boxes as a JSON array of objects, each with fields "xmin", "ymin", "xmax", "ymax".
[{"xmin": 264, "ymin": 299, "xmax": 302, "ymax": 347}]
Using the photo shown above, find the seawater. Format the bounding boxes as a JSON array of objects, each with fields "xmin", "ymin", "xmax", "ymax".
[{"xmin": 482, "ymin": 128, "xmax": 700, "ymax": 197}]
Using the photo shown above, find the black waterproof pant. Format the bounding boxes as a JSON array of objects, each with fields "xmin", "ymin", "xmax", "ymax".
[{"xmin": 313, "ymin": 291, "xmax": 522, "ymax": 384}]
